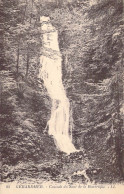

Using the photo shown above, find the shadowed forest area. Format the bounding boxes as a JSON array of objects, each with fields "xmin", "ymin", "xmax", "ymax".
[{"xmin": 0, "ymin": 0, "xmax": 124, "ymax": 184}]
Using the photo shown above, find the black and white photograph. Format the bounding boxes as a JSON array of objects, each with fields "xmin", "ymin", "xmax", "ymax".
[{"xmin": 0, "ymin": 0, "xmax": 124, "ymax": 192}]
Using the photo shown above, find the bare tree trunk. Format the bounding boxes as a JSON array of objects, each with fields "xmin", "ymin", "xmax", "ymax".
[
  {"xmin": 26, "ymin": 52, "xmax": 29, "ymax": 77},
  {"xmin": 26, "ymin": 44, "xmax": 30, "ymax": 77},
  {"xmin": 0, "ymin": 83, "xmax": 3, "ymax": 112},
  {"xmin": 17, "ymin": 41, "xmax": 20, "ymax": 74},
  {"xmin": 23, "ymin": 0, "xmax": 28, "ymax": 24},
  {"xmin": 30, "ymin": 0, "xmax": 34, "ymax": 24}
]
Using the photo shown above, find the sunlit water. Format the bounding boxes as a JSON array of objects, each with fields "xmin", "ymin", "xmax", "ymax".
[{"xmin": 38, "ymin": 16, "xmax": 76, "ymax": 154}]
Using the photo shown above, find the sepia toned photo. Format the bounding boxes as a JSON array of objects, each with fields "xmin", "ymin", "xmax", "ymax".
[{"xmin": 0, "ymin": 0, "xmax": 124, "ymax": 193}]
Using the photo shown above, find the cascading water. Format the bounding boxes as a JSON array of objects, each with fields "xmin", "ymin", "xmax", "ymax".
[{"xmin": 38, "ymin": 16, "xmax": 77, "ymax": 154}]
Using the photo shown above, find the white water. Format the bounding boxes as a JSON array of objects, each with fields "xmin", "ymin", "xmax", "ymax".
[{"xmin": 38, "ymin": 16, "xmax": 76, "ymax": 154}]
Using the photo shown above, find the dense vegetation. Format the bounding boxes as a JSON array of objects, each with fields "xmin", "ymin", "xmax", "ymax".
[{"xmin": 0, "ymin": 0, "xmax": 123, "ymax": 183}]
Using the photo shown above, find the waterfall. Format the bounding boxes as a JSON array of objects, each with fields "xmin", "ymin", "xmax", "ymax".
[{"xmin": 38, "ymin": 16, "xmax": 77, "ymax": 154}]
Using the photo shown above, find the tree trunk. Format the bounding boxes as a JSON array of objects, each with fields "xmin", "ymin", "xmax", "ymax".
[
  {"xmin": 23, "ymin": 0, "xmax": 28, "ymax": 24},
  {"xmin": 17, "ymin": 41, "xmax": 20, "ymax": 74},
  {"xmin": 30, "ymin": 0, "xmax": 34, "ymax": 24},
  {"xmin": 0, "ymin": 83, "xmax": 3, "ymax": 112},
  {"xmin": 26, "ymin": 51, "xmax": 29, "ymax": 77}
]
